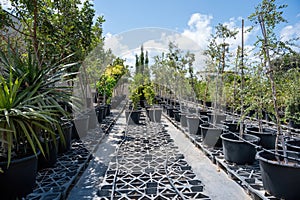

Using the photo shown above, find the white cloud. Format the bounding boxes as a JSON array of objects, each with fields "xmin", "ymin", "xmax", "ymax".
[
  {"xmin": 280, "ymin": 22, "xmax": 300, "ymax": 51},
  {"xmin": 280, "ymin": 22, "xmax": 300, "ymax": 41},
  {"xmin": 104, "ymin": 33, "xmax": 130, "ymax": 56},
  {"xmin": 182, "ymin": 13, "xmax": 213, "ymax": 50}
]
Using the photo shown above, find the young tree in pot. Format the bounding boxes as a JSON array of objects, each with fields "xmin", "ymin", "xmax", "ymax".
[
  {"xmin": 249, "ymin": 1, "xmax": 300, "ymax": 199},
  {"xmin": 126, "ymin": 72, "xmax": 145, "ymax": 125},
  {"xmin": 201, "ymin": 23, "xmax": 238, "ymax": 148},
  {"xmin": 243, "ymin": 64, "xmax": 277, "ymax": 149},
  {"xmin": 220, "ymin": 19, "xmax": 260, "ymax": 164},
  {"xmin": 144, "ymin": 83, "xmax": 162, "ymax": 123}
]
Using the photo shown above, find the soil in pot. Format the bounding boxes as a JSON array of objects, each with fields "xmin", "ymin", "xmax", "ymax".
[
  {"xmin": 256, "ymin": 150, "xmax": 300, "ymax": 200},
  {"xmin": 221, "ymin": 133, "xmax": 260, "ymax": 165},
  {"xmin": 125, "ymin": 110, "xmax": 140, "ymax": 125},
  {"xmin": 0, "ymin": 152, "xmax": 40, "ymax": 199},
  {"xmin": 245, "ymin": 126, "xmax": 276, "ymax": 149},
  {"xmin": 186, "ymin": 115, "xmax": 200, "ymax": 135},
  {"xmin": 200, "ymin": 124, "xmax": 227, "ymax": 148},
  {"xmin": 286, "ymin": 139, "xmax": 300, "ymax": 152}
]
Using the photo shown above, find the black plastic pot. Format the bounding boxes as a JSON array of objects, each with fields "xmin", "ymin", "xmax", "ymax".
[
  {"xmin": 148, "ymin": 108, "xmax": 162, "ymax": 123},
  {"xmin": 106, "ymin": 104, "xmax": 111, "ymax": 116},
  {"xmin": 199, "ymin": 115, "xmax": 209, "ymax": 125},
  {"xmin": 96, "ymin": 106, "xmax": 105, "ymax": 123},
  {"xmin": 207, "ymin": 112, "xmax": 226, "ymax": 124},
  {"xmin": 245, "ymin": 126, "xmax": 276, "ymax": 149},
  {"xmin": 180, "ymin": 112, "xmax": 188, "ymax": 127},
  {"xmin": 221, "ymin": 133, "xmax": 260, "ymax": 164},
  {"xmin": 173, "ymin": 110, "xmax": 181, "ymax": 122},
  {"xmin": 286, "ymin": 139, "xmax": 300, "ymax": 152},
  {"xmin": 59, "ymin": 121, "xmax": 73, "ymax": 153},
  {"xmin": 186, "ymin": 115, "xmax": 200, "ymax": 135},
  {"xmin": 167, "ymin": 106, "xmax": 175, "ymax": 118},
  {"xmin": 289, "ymin": 120, "xmax": 300, "ymax": 129},
  {"xmin": 200, "ymin": 124, "xmax": 227, "ymax": 148},
  {"xmin": 256, "ymin": 150, "xmax": 300, "ymax": 200},
  {"xmin": 0, "ymin": 152, "xmax": 39, "ymax": 199},
  {"xmin": 87, "ymin": 109, "xmax": 97, "ymax": 130},
  {"xmin": 73, "ymin": 114, "xmax": 89, "ymax": 138},
  {"xmin": 102, "ymin": 105, "xmax": 108, "ymax": 119},
  {"xmin": 221, "ymin": 120, "xmax": 240, "ymax": 133},
  {"xmin": 39, "ymin": 136, "xmax": 60, "ymax": 169},
  {"xmin": 205, "ymin": 101, "xmax": 212, "ymax": 107},
  {"xmin": 125, "ymin": 110, "xmax": 140, "ymax": 125}
]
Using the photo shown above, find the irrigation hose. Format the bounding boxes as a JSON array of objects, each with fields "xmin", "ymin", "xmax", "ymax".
[{"xmin": 164, "ymin": 153, "xmax": 187, "ymax": 200}]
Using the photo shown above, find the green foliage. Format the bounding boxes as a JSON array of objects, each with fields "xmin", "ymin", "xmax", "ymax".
[
  {"xmin": 96, "ymin": 58, "xmax": 128, "ymax": 104},
  {"xmin": 1, "ymin": 0, "xmax": 104, "ymax": 72},
  {"xmin": 96, "ymin": 76, "xmax": 117, "ymax": 103},
  {"xmin": 143, "ymin": 83, "xmax": 155, "ymax": 106},
  {"xmin": 286, "ymin": 97, "xmax": 300, "ymax": 123},
  {"xmin": 0, "ymin": 44, "xmax": 74, "ymax": 167}
]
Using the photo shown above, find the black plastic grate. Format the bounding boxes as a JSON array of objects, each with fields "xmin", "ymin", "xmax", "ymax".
[
  {"xmin": 26, "ymin": 101, "xmax": 126, "ymax": 200},
  {"xmin": 97, "ymin": 120, "xmax": 210, "ymax": 199},
  {"xmin": 165, "ymin": 112, "xmax": 282, "ymax": 200}
]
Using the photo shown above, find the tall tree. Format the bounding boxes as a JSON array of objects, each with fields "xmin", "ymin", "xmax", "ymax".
[{"xmin": 249, "ymin": 0, "xmax": 291, "ymax": 152}]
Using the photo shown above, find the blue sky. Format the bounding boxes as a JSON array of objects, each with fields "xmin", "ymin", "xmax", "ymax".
[
  {"xmin": 93, "ymin": 0, "xmax": 300, "ymax": 69},
  {"xmin": 2, "ymin": 0, "xmax": 299, "ymax": 69},
  {"xmin": 94, "ymin": 0, "xmax": 300, "ymax": 35}
]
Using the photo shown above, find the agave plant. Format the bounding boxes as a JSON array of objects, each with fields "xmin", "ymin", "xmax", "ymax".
[{"xmin": 0, "ymin": 44, "xmax": 77, "ymax": 167}]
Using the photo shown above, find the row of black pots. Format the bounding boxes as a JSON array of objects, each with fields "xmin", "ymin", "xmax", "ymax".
[
  {"xmin": 161, "ymin": 99, "xmax": 300, "ymax": 200},
  {"xmin": 0, "ymin": 104, "xmax": 112, "ymax": 199},
  {"xmin": 0, "ymin": 121, "xmax": 74, "ymax": 199},
  {"xmin": 171, "ymin": 106, "xmax": 300, "ymax": 200},
  {"xmin": 159, "ymin": 95, "xmax": 300, "ymax": 129},
  {"xmin": 220, "ymin": 128, "xmax": 300, "ymax": 199},
  {"xmin": 39, "ymin": 106, "xmax": 109, "ymax": 168}
]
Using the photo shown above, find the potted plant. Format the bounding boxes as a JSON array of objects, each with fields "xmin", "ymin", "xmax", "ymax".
[
  {"xmin": 126, "ymin": 86, "xmax": 142, "ymax": 125},
  {"xmin": 144, "ymin": 83, "xmax": 162, "ymax": 123},
  {"xmin": 0, "ymin": 50, "xmax": 71, "ymax": 198},
  {"xmin": 220, "ymin": 19, "xmax": 260, "ymax": 164},
  {"xmin": 249, "ymin": 1, "xmax": 300, "ymax": 199}
]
